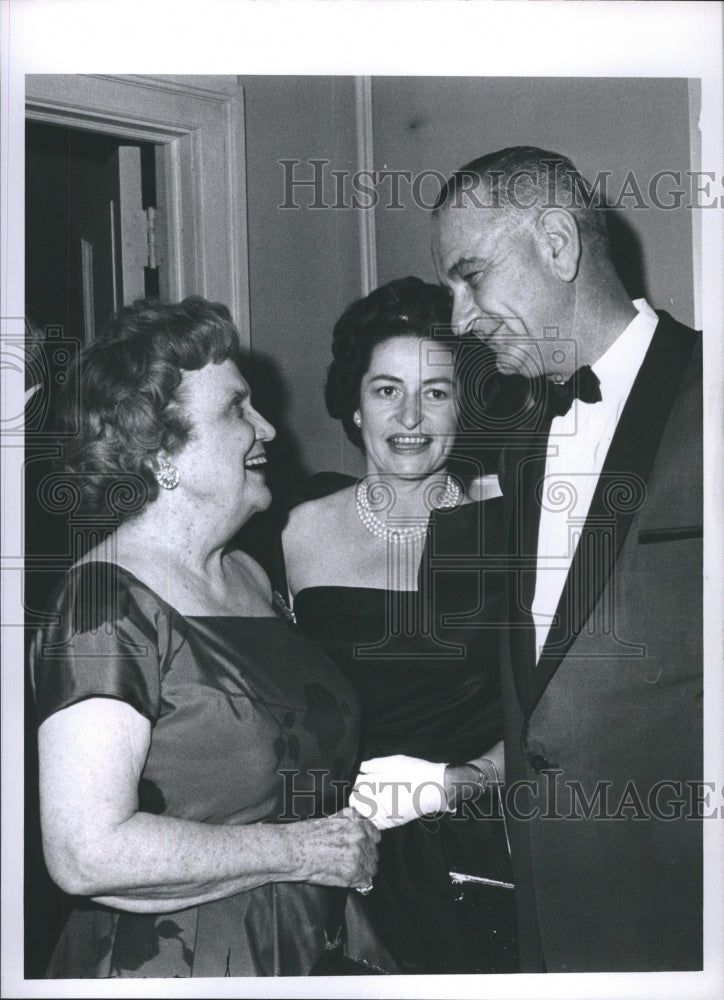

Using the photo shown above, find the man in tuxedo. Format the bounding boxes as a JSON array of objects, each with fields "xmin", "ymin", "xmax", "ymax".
[{"xmin": 432, "ymin": 147, "xmax": 702, "ymax": 972}]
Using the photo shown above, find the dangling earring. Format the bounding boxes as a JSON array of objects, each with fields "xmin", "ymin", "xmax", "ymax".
[
  {"xmin": 155, "ymin": 459, "xmax": 179, "ymax": 490},
  {"xmin": 353, "ymin": 412, "xmax": 362, "ymax": 427}
]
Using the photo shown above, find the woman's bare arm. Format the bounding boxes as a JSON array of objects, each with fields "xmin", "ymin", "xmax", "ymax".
[
  {"xmin": 444, "ymin": 739, "xmax": 506, "ymax": 809},
  {"xmin": 39, "ymin": 698, "xmax": 379, "ymax": 913}
]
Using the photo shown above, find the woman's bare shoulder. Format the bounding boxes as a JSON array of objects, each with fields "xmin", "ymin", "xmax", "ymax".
[{"xmin": 284, "ymin": 486, "xmax": 355, "ymax": 542}]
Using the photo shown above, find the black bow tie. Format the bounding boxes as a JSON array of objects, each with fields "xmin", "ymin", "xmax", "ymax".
[{"xmin": 547, "ymin": 365, "xmax": 602, "ymax": 417}]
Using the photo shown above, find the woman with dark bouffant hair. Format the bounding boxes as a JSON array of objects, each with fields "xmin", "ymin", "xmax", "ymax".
[
  {"xmin": 28, "ymin": 296, "xmax": 380, "ymax": 978},
  {"xmin": 281, "ymin": 277, "xmax": 517, "ymax": 974}
]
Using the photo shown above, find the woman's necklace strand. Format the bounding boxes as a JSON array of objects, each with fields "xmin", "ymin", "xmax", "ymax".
[{"xmin": 354, "ymin": 474, "xmax": 462, "ymax": 543}]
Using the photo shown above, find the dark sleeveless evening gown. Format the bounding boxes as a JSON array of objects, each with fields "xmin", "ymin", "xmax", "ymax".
[{"xmin": 290, "ymin": 496, "xmax": 518, "ymax": 974}]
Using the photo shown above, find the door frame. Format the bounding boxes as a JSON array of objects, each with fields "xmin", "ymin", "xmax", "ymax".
[{"xmin": 25, "ymin": 74, "xmax": 251, "ymax": 346}]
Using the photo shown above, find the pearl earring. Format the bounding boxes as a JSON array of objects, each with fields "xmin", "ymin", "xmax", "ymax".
[{"xmin": 353, "ymin": 413, "xmax": 361, "ymax": 427}]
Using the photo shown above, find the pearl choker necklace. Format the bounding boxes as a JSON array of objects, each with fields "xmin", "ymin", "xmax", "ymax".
[{"xmin": 355, "ymin": 474, "xmax": 462, "ymax": 543}]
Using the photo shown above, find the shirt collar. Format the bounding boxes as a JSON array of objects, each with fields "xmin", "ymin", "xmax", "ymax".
[{"xmin": 591, "ymin": 298, "xmax": 658, "ymax": 408}]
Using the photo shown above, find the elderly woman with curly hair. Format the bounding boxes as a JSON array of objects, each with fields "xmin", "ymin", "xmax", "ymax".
[
  {"xmin": 281, "ymin": 277, "xmax": 517, "ymax": 974},
  {"xmin": 28, "ymin": 297, "xmax": 380, "ymax": 978}
]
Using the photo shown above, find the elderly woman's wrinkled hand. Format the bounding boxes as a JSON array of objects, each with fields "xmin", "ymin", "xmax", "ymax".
[
  {"xmin": 348, "ymin": 755, "xmax": 450, "ymax": 830},
  {"xmin": 286, "ymin": 808, "xmax": 380, "ymax": 889}
]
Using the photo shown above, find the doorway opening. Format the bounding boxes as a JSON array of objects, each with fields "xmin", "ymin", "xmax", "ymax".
[
  {"xmin": 26, "ymin": 121, "xmax": 160, "ymax": 345},
  {"xmin": 24, "ymin": 122, "xmax": 162, "ymax": 980}
]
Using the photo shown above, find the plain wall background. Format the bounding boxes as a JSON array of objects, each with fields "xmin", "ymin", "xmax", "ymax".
[
  {"xmin": 241, "ymin": 76, "xmax": 366, "ymax": 486},
  {"xmin": 239, "ymin": 76, "xmax": 696, "ymax": 481}
]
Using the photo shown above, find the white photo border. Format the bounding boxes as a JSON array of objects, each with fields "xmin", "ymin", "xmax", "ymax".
[{"xmin": 2, "ymin": 2, "xmax": 722, "ymax": 998}]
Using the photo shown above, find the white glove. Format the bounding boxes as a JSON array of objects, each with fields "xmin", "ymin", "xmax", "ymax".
[{"xmin": 348, "ymin": 755, "xmax": 451, "ymax": 830}]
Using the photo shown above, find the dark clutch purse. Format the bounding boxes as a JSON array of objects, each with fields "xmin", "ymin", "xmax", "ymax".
[
  {"xmin": 446, "ymin": 781, "xmax": 519, "ymax": 974},
  {"xmin": 449, "ymin": 873, "xmax": 518, "ymax": 974}
]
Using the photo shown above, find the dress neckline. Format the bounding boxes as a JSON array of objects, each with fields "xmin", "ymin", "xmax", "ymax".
[
  {"xmin": 68, "ymin": 560, "xmax": 281, "ymax": 622},
  {"xmin": 295, "ymin": 584, "xmax": 419, "ymax": 600},
  {"xmin": 289, "ymin": 501, "xmax": 489, "ymax": 606}
]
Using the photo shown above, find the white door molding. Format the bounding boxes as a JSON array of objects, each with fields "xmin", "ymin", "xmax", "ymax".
[
  {"xmin": 354, "ymin": 76, "xmax": 377, "ymax": 298},
  {"xmin": 25, "ymin": 74, "xmax": 251, "ymax": 346}
]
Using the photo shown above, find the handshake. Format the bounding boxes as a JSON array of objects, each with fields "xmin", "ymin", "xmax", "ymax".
[
  {"xmin": 347, "ymin": 753, "xmax": 499, "ymax": 830},
  {"xmin": 348, "ymin": 755, "xmax": 450, "ymax": 829}
]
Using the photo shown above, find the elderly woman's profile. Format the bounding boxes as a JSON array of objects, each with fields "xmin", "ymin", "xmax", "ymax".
[{"xmin": 28, "ymin": 296, "xmax": 380, "ymax": 978}]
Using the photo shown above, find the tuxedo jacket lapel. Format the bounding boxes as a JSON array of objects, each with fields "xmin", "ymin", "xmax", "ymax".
[
  {"xmin": 500, "ymin": 369, "xmax": 558, "ymax": 711},
  {"xmin": 527, "ymin": 312, "xmax": 699, "ymax": 714},
  {"xmin": 505, "ymin": 440, "xmax": 549, "ymax": 710}
]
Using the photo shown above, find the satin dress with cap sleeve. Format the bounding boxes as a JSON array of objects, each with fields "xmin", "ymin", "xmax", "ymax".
[
  {"xmin": 29, "ymin": 561, "xmax": 363, "ymax": 978},
  {"xmin": 286, "ymin": 486, "xmax": 518, "ymax": 974}
]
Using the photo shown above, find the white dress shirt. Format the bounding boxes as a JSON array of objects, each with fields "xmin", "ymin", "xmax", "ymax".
[{"xmin": 531, "ymin": 299, "xmax": 659, "ymax": 662}]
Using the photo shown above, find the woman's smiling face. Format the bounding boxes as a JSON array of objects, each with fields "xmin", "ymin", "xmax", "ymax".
[
  {"xmin": 355, "ymin": 335, "xmax": 458, "ymax": 479},
  {"xmin": 170, "ymin": 359, "xmax": 276, "ymax": 529}
]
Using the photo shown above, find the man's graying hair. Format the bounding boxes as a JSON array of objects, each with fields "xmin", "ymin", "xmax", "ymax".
[{"xmin": 434, "ymin": 146, "xmax": 610, "ymax": 255}]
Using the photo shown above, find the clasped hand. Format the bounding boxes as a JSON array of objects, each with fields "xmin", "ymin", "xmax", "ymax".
[
  {"xmin": 290, "ymin": 807, "xmax": 381, "ymax": 889},
  {"xmin": 348, "ymin": 755, "xmax": 450, "ymax": 830}
]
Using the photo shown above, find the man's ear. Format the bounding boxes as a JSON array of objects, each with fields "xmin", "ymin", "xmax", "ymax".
[{"xmin": 535, "ymin": 208, "xmax": 581, "ymax": 282}]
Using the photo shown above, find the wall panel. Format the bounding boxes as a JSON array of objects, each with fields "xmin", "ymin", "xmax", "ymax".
[
  {"xmin": 240, "ymin": 75, "xmax": 365, "ymax": 481},
  {"xmin": 371, "ymin": 77, "xmax": 695, "ymax": 328}
]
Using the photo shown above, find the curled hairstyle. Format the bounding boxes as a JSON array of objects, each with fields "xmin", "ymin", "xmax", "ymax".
[
  {"xmin": 325, "ymin": 276, "xmax": 452, "ymax": 448},
  {"xmin": 63, "ymin": 296, "xmax": 243, "ymax": 523},
  {"xmin": 434, "ymin": 145, "xmax": 609, "ymax": 255}
]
